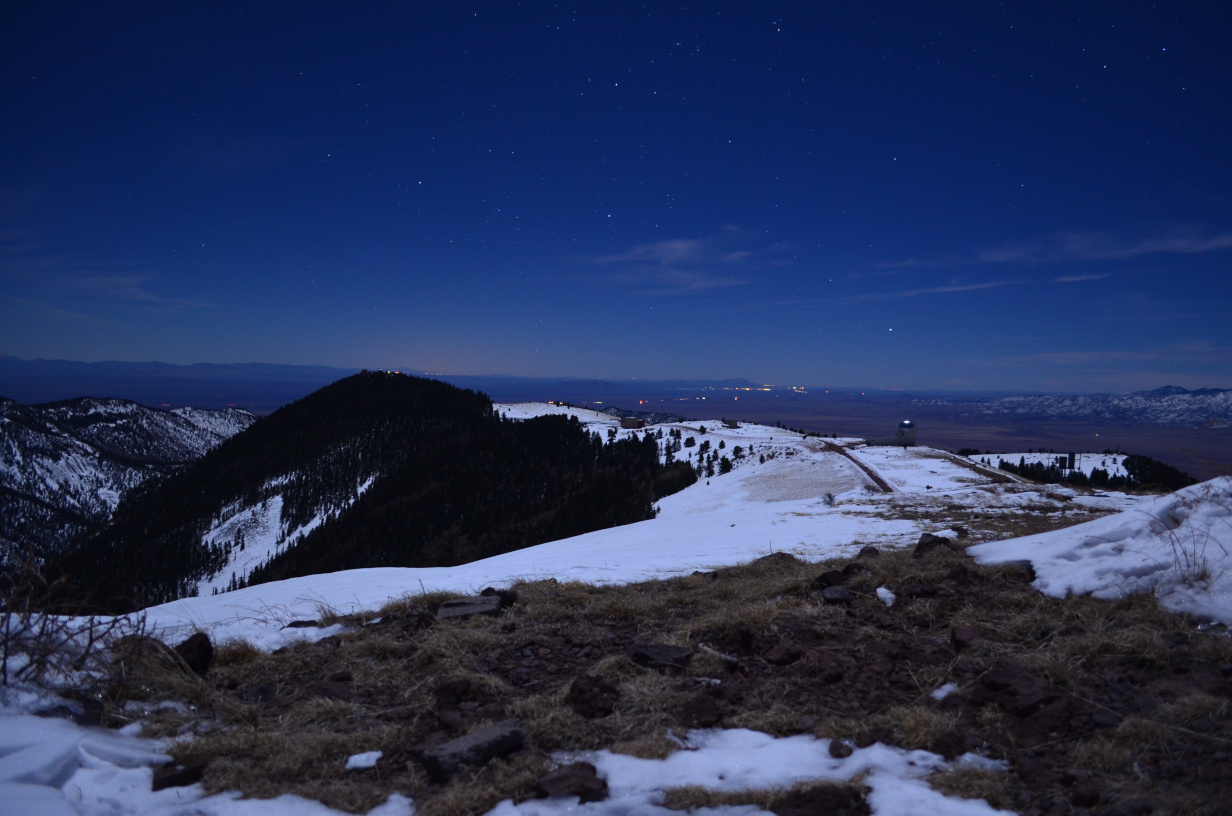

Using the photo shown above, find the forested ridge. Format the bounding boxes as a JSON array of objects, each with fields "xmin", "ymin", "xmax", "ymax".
[{"xmin": 56, "ymin": 372, "xmax": 695, "ymax": 612}]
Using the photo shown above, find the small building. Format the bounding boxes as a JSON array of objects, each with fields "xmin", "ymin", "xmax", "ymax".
[
  {"xmin": 722, "ymin": 419, "xmax": 740, "ymax": 429},
  {"xmin": 865, "ymin": 420, "xmax": 917, "ymax": 447},
  {"xmin": 620, "ymin": 417, "xmax": 646, "ymax": 429}
]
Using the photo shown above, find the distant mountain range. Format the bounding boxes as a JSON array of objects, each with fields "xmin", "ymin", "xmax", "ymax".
[
  {"xmin": 1, "ymin": 398, "xmax": 254, "ymax": 562},
  {"xmin": 912, "ymin": 387, "xmax": 1232, "ymax": 428}
]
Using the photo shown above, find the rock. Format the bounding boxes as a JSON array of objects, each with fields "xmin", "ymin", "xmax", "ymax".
[
  {"xmin": 803, "ymin": 650, "xmax": 852, "ymax": 684},
  {"xmin": 327, "ymin": 668, "xmax": 353, "ymax": 683},
  {"xmin": 628, "ymin": 643, "xmax": 692, "ymax": 671},
  {"xmin": 717, "ymin": 625, "xmax": 757, "ymax": 656},
  {"xmin": 173, "ymin": 632, "xmax": 213, "ymax": 675},
  {"xmin": 282, "ymin": 619, "xmax": 321, "ymax": 628},
  {"xmin": 950, "ymin": 625, "xmax": 982, "ymax": 653},
  {"xmin": 812, "ymin": 569, "xmax": 846, "ymax": 589},
  {"xmin": 677, "ymin": 693, "xmax": 724, "ymax": 728},
  {"xmin": 820, "ymin": 586, "xmax": 853, "ymax": 605},
  {"xmin": 151, "ymin": 761, "xmax": 207, "ymax": 791},
  {"xmin": 930, "ymin": 729, "xmax": 970, "ymax": 759},
  {"xmin": 952, "ymin": 526, "xmax": 970, "ymax": 539},
  {"xmin": 842, "ymin": 561, "xmax": 869, "ymax": 576},
  {"xmin": 828, "ymin": 740, "xmax": 853, "ymax": 758},
  {"xmin": 912, "ymin": 532, "xmax": 955, "ymax": 559},
  {"xmin": 764, "ymin": 642, "xmax": 804, "ymax": 666},
  {"xmin": 772, "ymin": 783, "xmax": 867, "ymax": 816},
  {"xmin": 434, "ymin": 678, "xmax": 472, "ymax": 707},
  {"xmin": 240, "ymin": 682, "xmax": 277, "ymax": 703},
  {"xmin": 480, "ymin": 586, "xmax": 520, "ymax": 608},
  {"xmin": 436, "ymin": 595, "xmax": 504, "ymax": 621},
  {"xmin": 565, "ymin": 675, "xmax": 620, "ymax": 719},
  {"xmin": 973, "ymin": 659, "xmax": 1054, "ymax": 712},
  {"xmin": 857, "ymin": 545, "xmax": 881, "ymax": 558},
  {"xmin": 436, "ymin": 708, "xmax": 464, "ymax": 732},
  {"xmin": 535, "ymin": 761, "xmax": 608, "ymax": 803},
  {"xmin": 419, "ymin": 718, "xmax": 526, "ymax": 782}
]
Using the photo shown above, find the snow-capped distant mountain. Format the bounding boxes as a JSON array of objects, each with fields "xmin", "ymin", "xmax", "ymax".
[
  {"xmin": 0, "ymin": 397, "xmax": 255, "ymax": 561},
  {"xmin": 913, "ymin": 386, "xmax": 1232, "ymax": 427}
]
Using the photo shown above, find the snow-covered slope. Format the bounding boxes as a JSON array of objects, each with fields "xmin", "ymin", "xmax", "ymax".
[
  {"xmin": 970, "ymin": 476, "xmax": 1232, "ymax": 623},
  {"xmin": 0, "ymin": 397, "xmax": 255, "ymax": 560},
  {"xmin": 143, "ymin": 406, "xmax": 1150, "ymax": 649},
  {"xmin": 968, "ymin": 452, "xmax": 1128, "ymax": 480}
]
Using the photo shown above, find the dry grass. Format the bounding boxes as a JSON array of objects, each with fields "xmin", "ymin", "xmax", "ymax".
[{"xmin": 105, "ymin": 520, "xmax": 1232, "ymax": 815}]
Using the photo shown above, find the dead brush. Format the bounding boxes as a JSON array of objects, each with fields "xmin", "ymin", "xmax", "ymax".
[
  {"xmin": 661, "ymin": 779, "xmax": 872, "ymax": 814},
  {"xmin": 927, "ymin": 766, "xmax": 1016, "ymax": 811}
]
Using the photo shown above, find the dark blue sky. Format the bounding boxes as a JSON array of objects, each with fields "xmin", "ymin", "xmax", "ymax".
[{"xmin": 3, "ymin": 2, "xmax": 1229, "ymax": 391}]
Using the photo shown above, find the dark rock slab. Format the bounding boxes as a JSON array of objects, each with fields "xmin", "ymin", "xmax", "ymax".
[
  {"xmin": 628, "ymin": 643, "xmax": 692, "ymax": 671},
  {"xmin": 437, "ymin": 595, "xmax": 503, "ymax": 621},
  {"xmin": 764, "ymin": 641, "xmax": 804, "ymax": 666},
  {"xmin": 535, "ymin": 761, "xmax": 608, "ymax": 803},
  {"xmin": 419, "ymin": 718, "xmax": 526, "ymax": 782},
  {"xmin": 812, "ymin": 569, "xmax": 846, "ymax": 589},
  {"xmin": 821, "ymin": 586, "xmax": 853, "ymax": 605}
]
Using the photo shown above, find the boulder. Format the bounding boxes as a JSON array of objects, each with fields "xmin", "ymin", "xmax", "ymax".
[
  {"xmin": 419, "ymin": 718, "xmax": 526, "ymax": 782},
  {"xmin": 535, "ymin": 762, "xmax": 608, "ymax": 803},
  {"xmin": 820, "ymin": 586, "xmax": 853, "ymax": 605}
]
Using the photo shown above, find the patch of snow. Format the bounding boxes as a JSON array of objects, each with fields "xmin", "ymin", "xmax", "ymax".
[
  {"xmin": 930, "ymin": 683, "xmax": 959, "ymax": 701},
  {"xmin": 970, "ymin": 476, "xmax": 1232, "ymax": 623},
  {"xmin": 345, "ymin": 751, "xmax": 383, "ymax": 771},
  {"xmin": 489, "ymin": 729, "xmax": 1010, "ymax": 815},
  {"xmin": 876, "ymin": 586, "xmax": 896, "ymax": 607}
]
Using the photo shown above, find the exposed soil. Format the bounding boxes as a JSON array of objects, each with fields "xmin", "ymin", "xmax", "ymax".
[{"xmin": 112, "ymin": 542, "xmax": 1232, "ymax": 816}]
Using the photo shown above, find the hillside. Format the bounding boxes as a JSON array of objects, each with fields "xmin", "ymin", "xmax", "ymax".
[
  {"xmin": 57, "ymin": 374, "xmax": 695, "ymax": 612},
  {"xmin": 0, "ymin": 396, "xmax": 254, "ymax": 562},
  {"xmin": 6, "ymin": 416, "xmax": 1231, "ymax": 816}
]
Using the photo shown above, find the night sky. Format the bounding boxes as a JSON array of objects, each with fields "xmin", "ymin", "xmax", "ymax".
[{"xmin": 2, "ymin": 3, "xmax": 1229, "ymax": 392}]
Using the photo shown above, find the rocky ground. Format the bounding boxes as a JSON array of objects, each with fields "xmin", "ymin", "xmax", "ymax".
[{"xmin": 108, "ymin": 535, "xmax": 1232, "ymax": 816}]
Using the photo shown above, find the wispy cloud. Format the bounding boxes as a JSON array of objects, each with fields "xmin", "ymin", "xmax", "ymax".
[
  {"xmin": 874, "ymin": 226, "xmax": 1232, "ymax": 272},
  {"xmin": 588, "ymin": 229, "xmax": 784, "ymax": 295},
  {"xmin": 1054, "ymin": 273, "xmax": 1113, "ymax": 283},
  {"xmin": 846, "ymin": 279, "xmax": 1022, "ymax": 302},
  {"xmin": 977, "ymin": 227, "xmax": 1232, "ymax": 265},
  {"xmin": 0, "ymin": 233, "xmax": 216, "ymax": 311}
]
